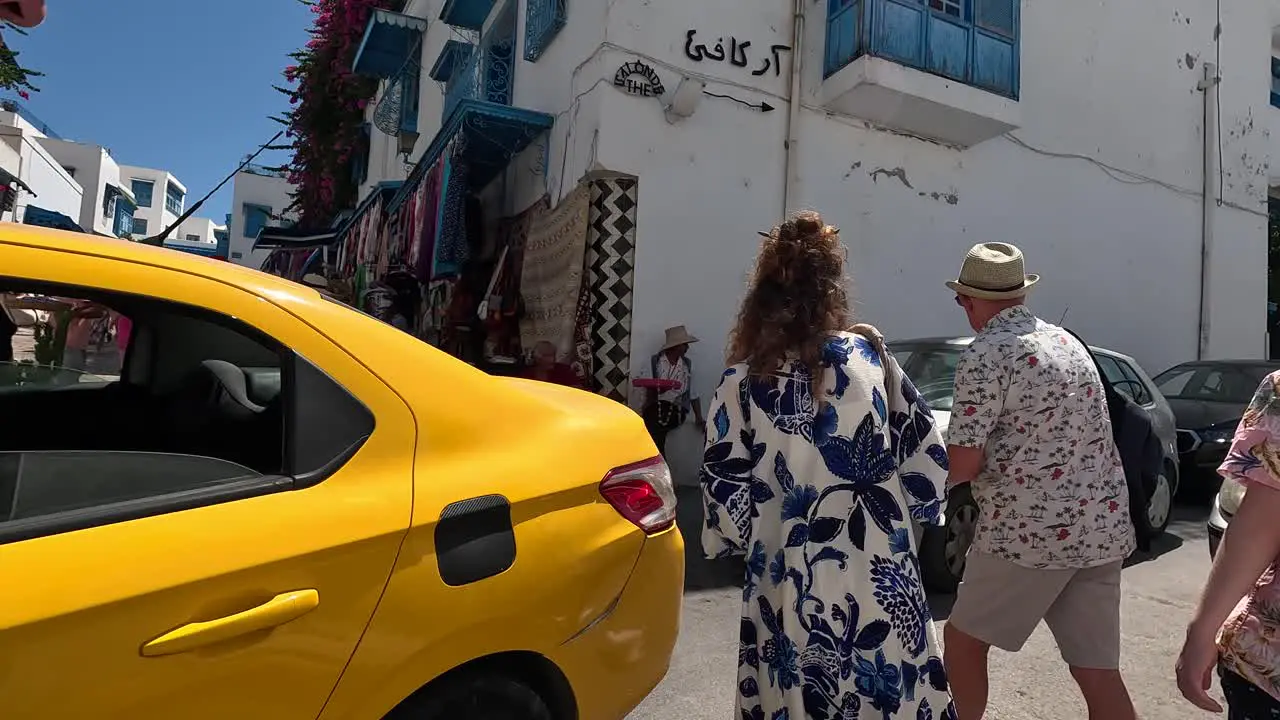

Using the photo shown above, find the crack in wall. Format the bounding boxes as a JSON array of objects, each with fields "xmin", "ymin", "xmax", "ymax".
[{"xmin": 869, "ymin": 166, "xmax": 912, "ymax": 188}]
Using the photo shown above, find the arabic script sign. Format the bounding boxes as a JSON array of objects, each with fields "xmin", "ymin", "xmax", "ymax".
[
  {"xmin": 684, "ymin": 29, "xmax": 790, "ymax": 77},
  {"xmin": 614, "ymin": 61, "xmax": 665, "ymax": 97}
]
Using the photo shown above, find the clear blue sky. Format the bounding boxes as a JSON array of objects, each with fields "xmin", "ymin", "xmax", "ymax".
[{"xmin": 8, "ymin": 0, "xmax": 313, "ymax": 222}]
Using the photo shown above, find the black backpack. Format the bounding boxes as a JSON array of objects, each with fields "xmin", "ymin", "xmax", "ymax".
[{"xmin": 1063, "ymin": 328, "xmax": 1160, "ymax": 551}]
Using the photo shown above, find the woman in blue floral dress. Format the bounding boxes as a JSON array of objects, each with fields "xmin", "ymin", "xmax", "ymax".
[{"xmin": 701, "ymin": 211, "xmax": 955, "ymax": 720}]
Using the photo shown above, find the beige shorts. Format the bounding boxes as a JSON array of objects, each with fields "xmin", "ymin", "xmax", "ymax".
[{"xmin": 948, "ymin": 551, "xmax": 1123, "ymax": 669}]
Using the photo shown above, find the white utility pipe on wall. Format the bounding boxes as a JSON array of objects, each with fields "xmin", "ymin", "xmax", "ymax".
[
  {"xmin": 782, "ymin": 0, "xmax": 804, "ymax": 215},
  {"xmin": 1197, "ymin": 62, "xmax": 1219, "ymax": 360}
]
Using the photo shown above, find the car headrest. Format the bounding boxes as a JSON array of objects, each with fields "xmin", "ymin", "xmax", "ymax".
[
  {"xmin": 241, "ymin": 367, "xmax": 282, "ymax": 407},
  {"xmin": 201, "ymin": 360, "xmax": 266, "ymax": 414}
]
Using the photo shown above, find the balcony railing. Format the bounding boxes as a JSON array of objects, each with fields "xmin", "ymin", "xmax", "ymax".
[
  {"xmin": 442, "ymin": 35, "xmax": 514, "ymax": 120},
  {"xmin": 0, "ymin": 99, "xmax": 60, "ymax": 138},
  {"xmin": 241, "ymin": 161, "xmax": 288, "ymax": 179}
]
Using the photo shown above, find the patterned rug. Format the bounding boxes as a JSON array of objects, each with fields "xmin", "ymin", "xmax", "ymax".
[
  {"xmin": 518, "ymin": 184, "xmax": 590, "ymax": 358},
  {"xmin": 587, "ymin": 178, "xmax": 638, "ymax": 403}
]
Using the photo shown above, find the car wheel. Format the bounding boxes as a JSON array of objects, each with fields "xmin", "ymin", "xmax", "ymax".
[
  {"xmin": 920, "ymin": 484, "xmax": 978, "ymax": 594},
  {"xmin": 1145, "ymin": 470, "xmax": 1174, "ymax": 537},
  {"xmin": 392, "ymin": 674, "xmax": 553, "ymax": 720}
]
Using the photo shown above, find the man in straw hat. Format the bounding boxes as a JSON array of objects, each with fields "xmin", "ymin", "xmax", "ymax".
[
  {"xmin": 642, "ymin": 325, "xmax": 706, "ymax": 455},
  {"xmin": 941, "ymin": 242, "xmax": 1137, "ymax": 719}
]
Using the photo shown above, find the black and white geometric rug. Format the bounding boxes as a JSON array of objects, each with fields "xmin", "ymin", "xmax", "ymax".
[{"xmin": 586, "ymin": 177, "xmax": 638, "ymax": 402}]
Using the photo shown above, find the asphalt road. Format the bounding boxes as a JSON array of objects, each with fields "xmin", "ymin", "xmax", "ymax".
[{"xmin": 629, "ymin": 488, "xmax": 1223, "ymax": 719}]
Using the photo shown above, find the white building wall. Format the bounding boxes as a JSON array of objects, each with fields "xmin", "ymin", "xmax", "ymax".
[
  {"xmin": 0, "ymin": 109, "xmax": 83, "ymax": 226},
  {"xmin": 120, "ymin": 165, "xmax": 185, "ymax": 238},
  {"xmin": 229, "ymin": 169, "xmax": 297, "ymax": 269},
  {"xmin": 0, "ymin": 125, "xmax": 84, "ymax": 225},
  {"xmin": 494, "ymin": 0, "xmax": 1270, "ymax": 480},
  {"xmin": 175, "ymin": 216, "xmax": 221, "ymax": 245},
  {"xmin": 37, "ymin": 139, "xmax": 135, "ymax": 237}
]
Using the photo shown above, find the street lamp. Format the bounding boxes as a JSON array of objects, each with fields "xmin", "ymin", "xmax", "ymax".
[{"xmin": 398, "ymin": 130, "xmax": 419, "ymax": 158}]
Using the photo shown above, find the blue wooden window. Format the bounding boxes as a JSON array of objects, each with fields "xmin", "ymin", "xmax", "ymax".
[
  {"xmin": 400, "ymin": 66, "xmax": 420, "ymax": 133},
  {"xmin": 1271, "ymin": 57, "xmax": 1280, "ymax": 108},
  {"xmin": 242, "ymin": 204, "xmax": 271, "ymax": 240},
  {"xmin": 165, "ymin": 182, "xmax": 184, "ymax": 215},
  {"xmin": 131, "ymin": 180, "xmax": 154, "ymax": 208},
  {"xmin": 132, "ymin": 218, "xmax": 148, "ymax": 236},
  {"xmin": 524, "ymin": 0, "xmax": 566, "ymax": 62},
  {"xmin": 824, "ymin": 0, "xmax": 1019, "ymax": 100},
  {"xmin": 112, "ymin": 202, "xmax": 133, "ymax": 237},
  {"xmin": 442, "ymin": 9, "xmax": 514, "ymax": 120},
  {"xmin": 352, "ymin": 123, "xmax": 371, "ymax": 186}
]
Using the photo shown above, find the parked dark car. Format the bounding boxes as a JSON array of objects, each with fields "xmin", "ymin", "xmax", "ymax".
[
  {"xmin": 1152, "ymin": 360, "xmax": 1280, "ymax": 495},
  {"xmin": 891, "ymin": 337, "xmax": 1178, "ymax": 592}
]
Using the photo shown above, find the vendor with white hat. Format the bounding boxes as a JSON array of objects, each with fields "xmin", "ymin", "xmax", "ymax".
[{"xmin": 642, "ymin": 325, "xmax": 706, "ymax": 455}]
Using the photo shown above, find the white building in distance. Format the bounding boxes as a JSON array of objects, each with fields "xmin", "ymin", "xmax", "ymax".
[
  {"xmin": 38, "ymin": 137, "xmax": 137, "ymax": 237},
  {"xmin": 120, "ymin": 164, "xmax": 186, "ymax": 240},
  {"xmin": 228, "ymin": 163, "xmax": 296, "ymax": 269},
  {"xmin": 0, "ymin": 100, "xmax": 82, "ymax": 226}
]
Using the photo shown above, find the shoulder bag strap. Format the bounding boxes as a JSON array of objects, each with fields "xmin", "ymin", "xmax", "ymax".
[{"xmin": 848, "ymin": 322, "xmax": 899, "ymax": 409}]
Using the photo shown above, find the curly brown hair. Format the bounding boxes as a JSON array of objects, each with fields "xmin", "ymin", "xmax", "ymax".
[{"xmin": 726, "ymin": 210, "xmax": 851, "ymax": 383}]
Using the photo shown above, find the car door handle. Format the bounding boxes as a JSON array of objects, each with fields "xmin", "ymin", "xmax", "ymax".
[{"xmin": 140, "ymin": 589, "xmax": 320, "ymax": 657}]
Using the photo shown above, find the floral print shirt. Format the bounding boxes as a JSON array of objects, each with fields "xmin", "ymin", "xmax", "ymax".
[
  {"xmin": 1218, "ymin": 371, "xmax": 1280, "ymax": 702},
  {"xmin": 948, "ymin": 305, "xmax": 1135, "ymax": 569}
]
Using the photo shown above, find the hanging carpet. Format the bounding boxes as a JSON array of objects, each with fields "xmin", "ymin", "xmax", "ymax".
[{"xmin": 517, "ymin": 184, "xmax": 590, "ymax": 359}]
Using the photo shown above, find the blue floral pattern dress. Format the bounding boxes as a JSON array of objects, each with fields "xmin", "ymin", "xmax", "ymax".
[{"xmin": 701, "ymin": 332, "xmax": 955, "ymax": 720}]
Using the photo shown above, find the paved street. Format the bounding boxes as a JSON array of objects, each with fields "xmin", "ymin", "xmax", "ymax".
[{"xmin": 629, "ymin": 488, "xmax": 1223, "ymax": 719}]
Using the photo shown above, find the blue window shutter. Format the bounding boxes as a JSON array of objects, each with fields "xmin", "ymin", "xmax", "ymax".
[
  {"xmin": 1272, "ymin": 57, "xmax": 1280, "ymax": 108},
  {"xmin": 974, "ymin": 0, "xmax": 1016, "ymax": 37},
  {"xmin": 352, "ymin": 123, "xmax": 371, "ymax": 185},
  {"xmin": 827, "ymin": 0, "xmax": 1018, "ymax": 99},
  {"xmin": 133, "ymin": 217, "xmax": 148, "ymax": 236},
  {"xmin": 243, "ymin": 204, "xmax": 271, "ymax": 240},
  {"xmin": 524, "ymin": 0, "xmax": 567, "ymax": 62},
  {"xmin": 131, "ymin": 180, "xmax": 153, "ymax": 208},
  {"xmin": 824, "ymin": 0, "xmax": 862, "ymax": 77},
  {"xmin": 399, "ymin": 67, "xmax": 420, "ymax": 133}
]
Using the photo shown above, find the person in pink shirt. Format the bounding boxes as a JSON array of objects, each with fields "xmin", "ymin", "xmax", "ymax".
[{"xmin": 1178, "ymin": 370, "xmax": 1280, "ymax": 716}]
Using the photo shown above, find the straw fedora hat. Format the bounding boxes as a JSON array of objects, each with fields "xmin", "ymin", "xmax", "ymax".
[
  {"xmin": 660, "ymin": 325, "xmax": 699, "ymax": 351},
  {"xmin": 946, "ymin": 242, "xmax": 1039, "ymax": 300}
]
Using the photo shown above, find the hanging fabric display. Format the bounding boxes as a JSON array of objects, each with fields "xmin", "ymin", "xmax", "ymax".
[
  {"xmin": 517, "ymin": 184, "xmax": 591, "ymax": 358},
  {"xmin": 433, "ymin": 153, "xmax": 472, "ymax": 279},
  {"xmin": 570, "ymin": 249, "xmax": 595, "ymax": 389},
  {"xmin": 408, "ymin": 159, "xmax": 443, "ymax": 280}
]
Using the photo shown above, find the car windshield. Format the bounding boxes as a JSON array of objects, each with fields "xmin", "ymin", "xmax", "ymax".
[
  {"xmin": 893, "ymin": 345, "xmax": 963, "ymax": 411},
  {"xmin": 1153, "ymin": 363, "xmax": 1278, "ymax": 404}
]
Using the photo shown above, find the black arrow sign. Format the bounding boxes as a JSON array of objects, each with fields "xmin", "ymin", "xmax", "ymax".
[{"xmin": 703, "ymin": 90, "xmax": 774, "ymax": 112}]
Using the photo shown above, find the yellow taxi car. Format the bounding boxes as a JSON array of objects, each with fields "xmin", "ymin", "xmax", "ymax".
[{"xmin": 0, "ymin": 226, "xmax": 684, "ymax": 719}]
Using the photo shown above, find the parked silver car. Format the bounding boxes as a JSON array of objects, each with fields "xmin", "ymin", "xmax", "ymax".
[{"xmin": 891, "ymin": 336, "xmax": 1179, "ymax": 592}]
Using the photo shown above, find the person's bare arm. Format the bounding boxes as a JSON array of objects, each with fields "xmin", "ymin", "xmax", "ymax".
[
  {"xmin": 1188, "ymin": 483, "xmax": 1280, "ymax": 639},
  {"xmin": 71, "ymin": 303, "xmax": 108, "ymax": 319},
  {"xmin": 947, "ymin": 445, "xmax": 985, "ymax": 487}
]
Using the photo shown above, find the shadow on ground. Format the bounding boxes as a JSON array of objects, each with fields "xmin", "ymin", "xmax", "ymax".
[
  {"xmin": 1124, "ymin": 498, "xmax": 1210, "ymax": 567},
  {"xmin": 678, "ymin": 487, "xmax": 744, "ymax": 591}
]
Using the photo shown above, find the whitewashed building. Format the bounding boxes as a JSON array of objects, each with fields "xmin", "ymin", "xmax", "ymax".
[
  {"xmin": 120, "ymin": 164, "xmax": 186, "ymax": 240},
  {"xmin": 347, "ymin": 0, "xmax": 1272, "ymax": 478},
  {"xmin": 0, "ymin": 101, "xmax": 83, "ymax": 226},
  {"xmin": 228, "ymin": 163, "xmax": 297, "ymax": 269},
  {"xmin": 38, "ymin": 137, "xmax": 137, "ymax": 237}
]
